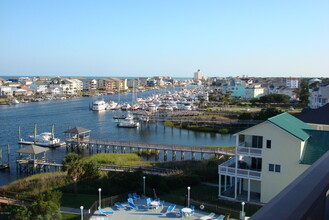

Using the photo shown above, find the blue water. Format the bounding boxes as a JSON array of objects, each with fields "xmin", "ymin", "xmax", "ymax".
[{"xmin": 0, "ymin": 88, "xmax": 234, "ymax": 185}]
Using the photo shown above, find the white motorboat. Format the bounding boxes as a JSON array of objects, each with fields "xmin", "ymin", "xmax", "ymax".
[
  {"xmin": 117, "ymin": 112, "xmax": 140, "ymax": 128},
  {"xmin": 107, "ymin": 100, "xmax": 118, "ymax": 110},
  {"xmin": 92, "ymin": 99, "xmax": 108, "ymax": 111},
  {"xmin": 26, "ymin": 132, "xmax": 63, "ymax": 147}
]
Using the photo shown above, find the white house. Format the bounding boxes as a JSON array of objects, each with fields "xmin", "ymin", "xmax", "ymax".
[
  {"xmin": 0, "ymin": 86, "xmax": 13, "ymax": 96},
  {"xmin": 244, "ymin": 84, "xmax": 264, "ymax": 100},
  {"xmin": 308, "ymin": 84, "xmax": 329, "ymax": 109},
  {"xmin": 218, "ymin": 113, "xmax": 329, "ymax": 204},
  {"xmin": 29, "ymin": 83, "xmax": 49, "ymax": 94}
]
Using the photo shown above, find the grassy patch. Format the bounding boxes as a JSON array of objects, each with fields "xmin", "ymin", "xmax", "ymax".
[
  {"xmin": 61, "ymin": 193, "xmax": 98, "ymax": 209},
  {"xmin": 83, "ymin": 153, "xmax": 152, "ymax": 166},
  {"xmin": 61, "ymin": 212, "xmax": 81, "ymax": 220}
]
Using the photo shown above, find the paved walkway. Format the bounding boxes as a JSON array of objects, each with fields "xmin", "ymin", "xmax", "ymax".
[{"xmin": 201, "ymin": 182, "xmax": 218, "ymax": 187}]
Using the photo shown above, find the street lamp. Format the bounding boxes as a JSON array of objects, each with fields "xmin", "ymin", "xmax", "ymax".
[
  {"xmin": 187, "ymin": 186, "xmax": 191, "ymax": 207},
  {"xmin": 143, "ymin": 176, "xmax": 146, "ymax": 195},
  {"xmin": 80, "ymin": 206, "xmax": 84, "ymax": 220},
  {"xmin": 240, "ymin": 201, "xmax": 245, "ymax": 220},
  {"xmin": 98, "ymin": 188, "xmax": 102, "ymax": 207}
]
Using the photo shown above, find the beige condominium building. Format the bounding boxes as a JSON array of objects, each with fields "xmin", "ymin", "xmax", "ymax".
[{"xmin": 218, "ymin": 112, "xmax": 329, "ymax": 203}]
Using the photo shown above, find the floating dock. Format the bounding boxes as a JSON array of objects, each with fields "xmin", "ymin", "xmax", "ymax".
[{"xmin": 18, "ymin": 140, "xmax": 65, "ymax": 148}]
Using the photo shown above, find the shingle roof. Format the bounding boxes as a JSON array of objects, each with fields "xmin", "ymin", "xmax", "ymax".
[
  {"xmin": 16, "ymin": 145, "xmax": 49, "ymax": 155},
  {"xmin": 300, "ymin": 130, "xmax": 329, "ymax": 165},
  {"xmin": 268, "ymin": 112, "xmax": 314, "ymax": 141},
  {"xmin": 294, "ymin": 103, "xmax": 329, "ymax": 125},
  {"xmin": 64, "ymin": 126, "xmax": 91, "ymax": 134}
]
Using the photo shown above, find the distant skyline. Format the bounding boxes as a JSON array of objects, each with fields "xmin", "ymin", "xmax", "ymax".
[{"xmin": 1, "ymin": 0, "xmax": 328, "ymax": 78}]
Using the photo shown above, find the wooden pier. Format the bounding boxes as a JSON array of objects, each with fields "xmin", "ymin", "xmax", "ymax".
[{"xmin": 65, "ymin": 137, "xmax": 235, "ymax": 161}]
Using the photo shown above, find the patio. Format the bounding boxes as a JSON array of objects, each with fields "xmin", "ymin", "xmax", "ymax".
[{"xmin": 89, "ymin": 197, "xmax": 227, "ymax": 220}]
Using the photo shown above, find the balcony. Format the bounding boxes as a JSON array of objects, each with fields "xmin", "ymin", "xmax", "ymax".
[
  {"xmin": 237, "ymin": 142, "xmax": 262, "ymax": 157},
  {"xmin": 219, "ymin": 157, "xmax": 261, "ymax": 180}
]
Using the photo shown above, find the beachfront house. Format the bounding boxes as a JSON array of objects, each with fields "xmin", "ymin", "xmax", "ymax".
[{"xmin": 218, "ymin": 112, "xmax": 329, "ymax": 204}]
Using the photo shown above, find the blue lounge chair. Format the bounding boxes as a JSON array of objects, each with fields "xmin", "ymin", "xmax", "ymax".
[
  {"xmin": 133, "ymin": 192, "xmax": 140, "ymax": 200},
  {"xmin": 128, "ymin": 198, "xmax": 134, "ymax": 204},
  {"xmin": 166, "ymin": 204, "xmax": 176, "ymax": 213},
  {"xmin": 114, "ymin": 202, "xmax": 125, "ymax": 209},
  {"xmin": 180, "ymin": 209, "xmax": 184, "ymax": 217},
  {"xmin": 146, "ymin": 197, "xmax": 152, "ymax": 209},
  {"xmin": 98, "ymin": 206, "xmax": 114, "ymax": 216},
  {"xmin": 128, "ymin": 201, "xmax": 137, "ymax": 209}
]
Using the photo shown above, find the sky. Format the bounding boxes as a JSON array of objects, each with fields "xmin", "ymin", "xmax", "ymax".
[{"xmin": 0, "ymin": 0, "xmax": 328, "ymax": 78}]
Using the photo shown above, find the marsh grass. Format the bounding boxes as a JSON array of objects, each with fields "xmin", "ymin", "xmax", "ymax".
[
  {"xmin": 82, "ymin": 153, "xmax": 152, "ymax": 166},
  {"xmin": 0, "ymin": 172, "xmax": 69, "ymax": 195}
]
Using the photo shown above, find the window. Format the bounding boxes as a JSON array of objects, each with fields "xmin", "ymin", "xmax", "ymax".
[
  {"xmin": 269, "ymin": 163, "xmax": 281, "ymax": 173},
  {"xmin": 252, "ymin": 136, "xmax": 263, "ymax": 148},
  {"xmin": 251, "ymin": 158, "xmax": 262, "ymax": 171},
  {"xmin": 266, "ymin": 140, "xmax": 271, "ymax": 149},
  {"xmin": 275, "ymin": 164, "xmax": 281, "ymax": 173}
]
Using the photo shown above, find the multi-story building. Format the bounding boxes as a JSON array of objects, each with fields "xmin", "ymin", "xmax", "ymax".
[
  {"xmin": 98, "ymin": 78, "xmax": 127, "ymax": 91},
  {"xmin": 282, "ymin": 77, "xmax": 299, "ymax": 89},
  {"xmin": 194, "ymin": 69, "xmax": 203, "ymax": 81},
  {"xmin": 218, "ymin": 113, "xmax": 329, "ymax": 204},
  {"xmin": 227, "ymin": 79, "xmax": 246, "ymax": 98},
  {"xmin": 308, "ymin": 84, "xmax": 329, "ymax": 109},
  {"xmin": 81, "ymin": 79, "xmax": 97, "ymax": 91}
]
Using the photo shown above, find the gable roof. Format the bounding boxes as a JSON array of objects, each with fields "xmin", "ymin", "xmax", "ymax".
[
  {"xmin": 64, "ymin": 126, "xmax": 91, "ymax": 134},
  {"xmin": 300, "ymin": 130, "xmax": 329, "ymax": 165},
  {"xmin": 294, "ymin": 103, "xmax": 329, "ymax": 125},
  {"xmin": 16, "ymin": 145, "xmax": 49, "ymax": 155},
  {"xmin": 267, "ymin": 112, "xmax": 314, "ymax": 141}
]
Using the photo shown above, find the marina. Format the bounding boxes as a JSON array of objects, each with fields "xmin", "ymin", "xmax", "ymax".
[{"xmin": 0, "ymin": 87, "xmax": 235, "ymax": 186}]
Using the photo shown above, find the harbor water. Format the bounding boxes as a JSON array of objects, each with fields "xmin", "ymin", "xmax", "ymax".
[{"xmin": 0, "ymin": 88, "xmax": 234, "ymax": 186}]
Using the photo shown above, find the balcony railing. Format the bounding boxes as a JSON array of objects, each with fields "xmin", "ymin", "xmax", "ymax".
[
  {"xmin": 237, "ymin": 142, "xmax": 262, "ymax": 157},
  {"xmin": 219, "ymin": 157, "xmax": 261, "ymax": 180}
]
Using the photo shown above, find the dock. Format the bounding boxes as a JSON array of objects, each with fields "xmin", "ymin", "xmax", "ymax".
[
  {"xmin": 18, "ymin": 140, "xmax": 65, "ymax": 148},
  {"xmin": 0, "ymin": 145, "xmax": 10, "ymax": 170}
]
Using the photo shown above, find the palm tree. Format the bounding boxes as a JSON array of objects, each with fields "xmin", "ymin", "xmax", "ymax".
[{"xmin": 62, "ymin": 153, "xmax": 85, "ymax": 194}]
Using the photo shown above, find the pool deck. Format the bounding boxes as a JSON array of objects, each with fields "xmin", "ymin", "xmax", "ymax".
[{"xmin": 89, "ymin": 198, "xmax": 227, "ymax": 220}]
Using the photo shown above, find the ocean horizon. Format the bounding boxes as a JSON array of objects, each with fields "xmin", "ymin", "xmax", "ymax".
[{"xmin": 0, "ymin": 75, "xmax": 192, "ymax": 80}]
